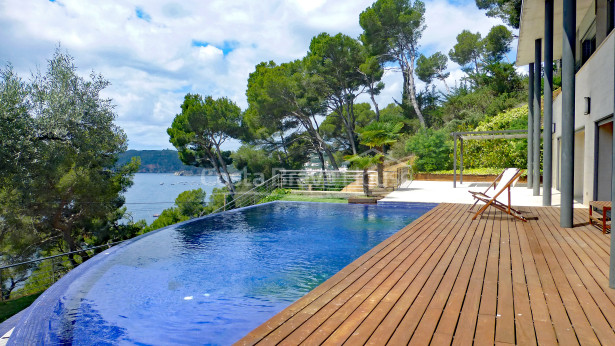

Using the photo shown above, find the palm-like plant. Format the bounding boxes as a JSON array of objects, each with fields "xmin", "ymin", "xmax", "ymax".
[
  {"xmin": 358, "ymin": 121, "xmax": 404, "ymax": 187},
  {"xmin": 344, "ymin": 154, "xmax": 381, "ymax": 196}
]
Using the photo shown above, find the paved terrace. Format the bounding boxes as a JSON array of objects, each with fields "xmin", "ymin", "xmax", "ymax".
[
  {"xmin": 238, "ymin": 203, "xmax": 614, "ymax": 345},
  {"xmin": 379, "ymin": 180, "xmax": 585, "ymax": 208}
]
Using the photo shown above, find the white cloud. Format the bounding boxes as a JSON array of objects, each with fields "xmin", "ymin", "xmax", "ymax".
[{"xmin": 0, "ymin": 0, "xmax": 513, "ymax": 150}]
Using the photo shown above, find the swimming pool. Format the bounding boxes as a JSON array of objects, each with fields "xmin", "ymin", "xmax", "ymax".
[{"xmin": 7, "ymin": 201, "xmax": 435, "ymax": 345}]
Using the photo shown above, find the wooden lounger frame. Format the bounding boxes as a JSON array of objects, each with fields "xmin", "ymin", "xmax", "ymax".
[{"xmin": 468, "ymin": 168, "xmax": 527, "ymax": 222}]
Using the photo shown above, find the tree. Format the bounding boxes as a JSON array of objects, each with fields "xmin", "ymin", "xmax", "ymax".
[
  {"xmin": 358, "ymin": 50, "xmax": 385, "ymax": 120},
  {"xmin": 483, "ymin": 25, "xmax": 513, "ymax": 62},
  {"xmin": 358, "ymin": 121, "xmax": 404, "ymax": 187},
  {"xmin": 449, "ymin": 30, "xmax": 484, "ymax": 75},
  {"xmin": 0, "ymin": 48, "xmax": 138, "ymax": 271},
  {"xmin": 416, "ymin": 52, "xmax": 450, "ymax": 93},
  {"xmin": 360, "ymin": 0, "xmax": 428, "ymax": 127},
  {"xmin": 306, "ymin": 33, "xmax": 369, "ymax": 155},
  {"xmin": 246, "ymin": 60, "xmax": 340, "ymax": 170},
  {"xmin": 168, "ymin": 94, "xmax": 242, "ymax": 195},
  {"xmin": 0, "ymin": 65, "xmax": 31, "ymax": 178},
  {"xmin": 475, "ymin": 0, "xmax": 522, "ymax": 29}
]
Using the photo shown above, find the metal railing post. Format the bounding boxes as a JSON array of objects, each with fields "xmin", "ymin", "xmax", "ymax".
[{"xmin": 51, "ymin": 257, "xmax": 56, "ymax": 283}]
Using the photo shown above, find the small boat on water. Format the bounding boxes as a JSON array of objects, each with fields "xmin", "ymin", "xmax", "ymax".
[
  {"xmin": 153, "ymin": 214, "xmax": 160, "ymax": 217},
  {"xmin": 160, "ymin": 182, "xmax": 164, "ymax": 185}
]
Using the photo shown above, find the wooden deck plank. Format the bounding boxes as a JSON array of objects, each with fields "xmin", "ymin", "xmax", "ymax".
[
  {"xmin": 537, "ymin": 207, "xmax": 615, "ymax": 343},
  {"xmin": 522, "ymin": 215, "xmax": 579, "ymax": 345},
  {"xmin": 495, "ymin": 210, "xmax": 516, "ymax": 344},
  {"xmin": 450, "ymin": 209, "xmax": 497, "ymax": 345},
  {"xmin": 514, "ymin": 208, "xmax": 559, "ymax": 345},
  {"xmin": 431, "ymin": 207, "xmax": 493, "ymax": 344},
  {"xmin": 529, "ymin": 208, "xmax": 600, "ymax": 345},
  {"xmin": 387, "ymin": 202, "xmax": 481, "ymax": 344},
  {"xmin": 236, "ymin": 203, "xmax": 614, "ymax": 346},
  {"xmin": 548, "ymin": 209, "xmax": 615, "ymax": 309},
  {"xmin": 408, "ymin": 206, "xmax": 486, "ymax": 344},
  {"xmin": 508, "ymin": 212, "xmax": 539, "ymax": 346},
  {"xmin": 341, "ymin": 204, "xmax": 470, "ymax": 345}
]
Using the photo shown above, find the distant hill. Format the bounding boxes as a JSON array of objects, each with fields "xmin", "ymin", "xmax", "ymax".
[{"xmin": 117, "ymin": 149, "xmax": 207, "ymax": 174}]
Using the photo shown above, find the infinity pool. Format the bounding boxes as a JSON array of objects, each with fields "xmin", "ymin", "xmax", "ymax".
[{"xmin": 8, "ymin": 201, "xmax": 435, "ymax": 345}]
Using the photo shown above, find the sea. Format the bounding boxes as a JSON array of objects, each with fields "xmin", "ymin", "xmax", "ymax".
[{"xmin": 122, "ymin": 173, "xmax": 227, "ymax": 224}]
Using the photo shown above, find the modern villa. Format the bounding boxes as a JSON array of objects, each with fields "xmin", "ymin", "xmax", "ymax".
[{"xmin": 517, "ymin": 0, "xmax": 614, "ymax": 217}]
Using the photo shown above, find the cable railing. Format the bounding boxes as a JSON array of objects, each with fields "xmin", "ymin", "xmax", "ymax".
[
  {"xmin": 278, "ymin": 169, "xmax": 411, "ymax": 193},
  {"xmin": 0, "ymin": 241, "xmax": 124, "ymax": 301},
  {"xmin": 207, "ymin": 174, "xmax": 281, "ymax": 215}
]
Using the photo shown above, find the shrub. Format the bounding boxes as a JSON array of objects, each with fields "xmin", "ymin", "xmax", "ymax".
[
  {"xmin": 405, "ymin": 128, "xmax": 453, "ymax": 172},
  {"xmin": 463, "ymin": 105, "xmax": 529, "ymax": 169}
]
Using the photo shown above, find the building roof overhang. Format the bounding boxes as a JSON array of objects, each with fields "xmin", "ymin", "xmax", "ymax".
[{"xmin": 516, "ymin": 0, "xmax": 594, "ymax": 66}]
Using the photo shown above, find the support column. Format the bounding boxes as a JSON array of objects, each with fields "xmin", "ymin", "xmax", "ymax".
[
  {"xmin": 561, "ymin": 0, "xmax": 576, "ymax": 227},
  {"xmin": 610, "ymin": 0, "xmax": 615, "ymax": 288},
  {"xmin": 453, "ymin": 134, "xmax": 457, "ymax": 188},
  {"xmin": 460, "ymin": 138, "xmax": 464, "ymax": 184},
  {"xmin": 528, "ymin": 63, "xmax": 534, "ymax": 189},
  {"xmin": 534, "ymin": 39, "xmax": 542, "ymax": 196},
  {"xmin": 544, "ymin": 0, "xmax": 554, "ymax": 206}
]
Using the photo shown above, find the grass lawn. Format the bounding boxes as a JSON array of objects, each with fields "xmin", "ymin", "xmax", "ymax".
[
  {"xmin": 278, "ymin": 195, "xmax": 348, "ymax": 203},
  {"xmin": 0, "ymin": 293, "xmax": 42, "ymax": 323}
]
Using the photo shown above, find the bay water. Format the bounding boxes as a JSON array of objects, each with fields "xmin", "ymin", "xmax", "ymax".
[{"xmin": 122, "ymin": 173, "xmax": 226, "ymax": 224}]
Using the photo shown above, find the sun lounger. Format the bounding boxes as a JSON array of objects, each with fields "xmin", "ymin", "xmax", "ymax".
[{"xmin": 468, "ymin": 168, "xmax": 527, "ymax": 222}]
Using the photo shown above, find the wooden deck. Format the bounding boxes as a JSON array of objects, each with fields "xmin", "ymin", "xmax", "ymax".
[{"xmin": 237, "ymin": 203, "xmax": 615, "ymax": 345}]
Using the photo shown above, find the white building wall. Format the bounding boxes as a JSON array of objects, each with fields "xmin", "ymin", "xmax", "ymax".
[{"xmin": 552, "ymin": 31, "xmax": 615, "ymax": 204}]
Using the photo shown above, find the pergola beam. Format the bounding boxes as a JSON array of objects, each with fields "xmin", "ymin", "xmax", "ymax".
[{"xmin": 452, "ymin": 130, "xmax": 530, "ymax": 187}]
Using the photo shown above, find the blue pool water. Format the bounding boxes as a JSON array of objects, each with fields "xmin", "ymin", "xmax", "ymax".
[{"xmin": 8, "ymin": 202, "xmax": 435, "ymax": 345}]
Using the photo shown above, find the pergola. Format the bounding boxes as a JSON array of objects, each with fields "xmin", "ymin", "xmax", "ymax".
[{"xmin": 451, "ymin": 129, "xmax": 530, "ymax": 188}]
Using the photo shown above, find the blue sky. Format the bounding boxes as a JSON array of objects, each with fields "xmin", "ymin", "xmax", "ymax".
[{"xmin": 0, "ymin": 0, "xmax": 512, "ymax": 150}]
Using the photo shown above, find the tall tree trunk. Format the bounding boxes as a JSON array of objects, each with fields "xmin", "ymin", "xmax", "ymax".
[
  {"xmin": 279, "ymin": 132, "xmax": 289, "ymax": 163},
  {"xmin": 439, "ymin": 77, "xmax": 451, "ymax": 94},
  {"xmin": 403, "ymin": 58, "xmax": 426, "ymax": 127},
  {"xmin": 345, "ymin": 126, "xmax": 357, "ymax": 155},
  {"xmin": 363, "ymin": 168, "xmax": 370, "ymax": 196},
  {"xmin": 370, "ymin": 88, "xmax": 381, "ymax": 121},
  {"xmin": 213, "ymin": 143, "xmax": 236, "ymax": 195},
  {"xmin": 308, "ymin": 117, "xmax": 339, "ymax": 170},
  {"xmin": 206, "ymin": 150, "xmax": 228, "ymax": 186},
  {"xmin": 377, "ymin": 146, "xmax": 384, "ymax": 188}
]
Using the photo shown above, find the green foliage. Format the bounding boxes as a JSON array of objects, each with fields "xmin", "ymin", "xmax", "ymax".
[
  {"xmin": 416, "ymin": 52, "xmax": 449, "ymax": 85},
  {"xmin": 448, "ymin": 26, "xmax": 513, "ymax": 80},
  {"xmin": 484, "ymin": 25, "xmax": 513, "ymax": 61},
  {"xmin": 475, "ymin": 0, "xmax": 522, "ymax": 29},
  {"xmin": 258, "ymin": 188, "xmax": 290, "ymax": 203},
  {"xmin": 168, "ymin": 94, "xmax": 242, "ymax": 194},
  {"xmin": 405, "ymin": 128, "xmax": 453, "ymax": 172},
  {"xmin": 0, "ymin": 293, "xmax": 42, "ymax": 322},
  {"xmin": 232, "ymin": 145, "xmax": 279, "ymax": 180},
  {"xmin": 360, "ymin": 0, "xmax": 427, "ymax": 126},
  {"xmin": 245, "ymin": 60, "xmax": 339, "ymax": 169},
  {"xmin": 0, "ymin": 48, "xmax": 139, "ymax": 298},
  {"xmin": 463, "ymin": 105, "xmax": 529, "ymax": 169},
  {"xmin": 449, "ymin": 30, "xmax": 483, "ymax": 70},
  {"xmin": 146, "ymin": 189, "xmax": 207, "ymax": 231}
]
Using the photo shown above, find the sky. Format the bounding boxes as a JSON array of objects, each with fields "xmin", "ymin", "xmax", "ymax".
[{"xmin": 0, "ymin": 0, "xmax": 513, "ymax": 150}]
